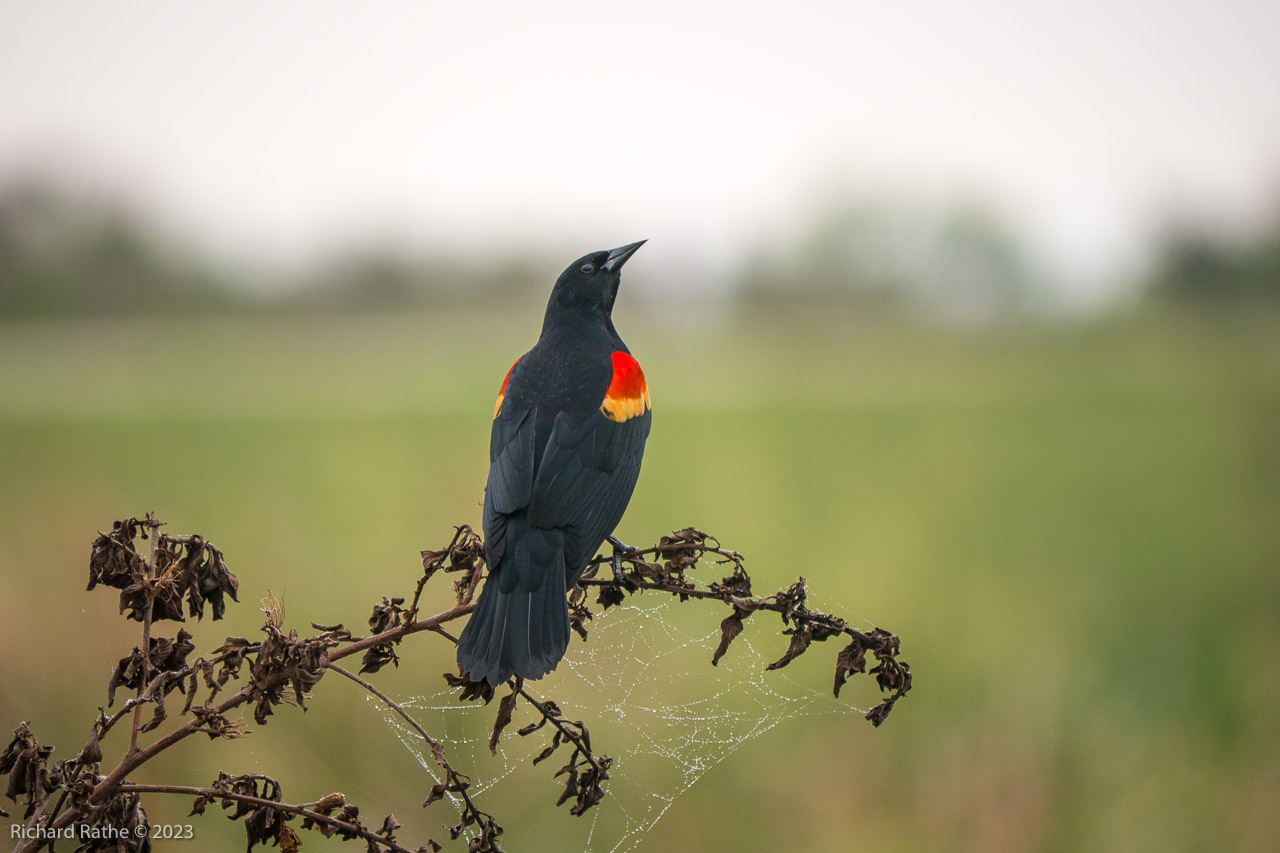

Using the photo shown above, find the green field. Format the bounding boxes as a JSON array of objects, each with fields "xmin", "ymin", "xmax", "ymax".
[{"xmin": 2, "ymin": 306, "xmax": 1278, "ymax": 852}]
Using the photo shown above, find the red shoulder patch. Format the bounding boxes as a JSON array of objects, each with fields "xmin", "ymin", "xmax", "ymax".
[
  {"xmin": 600, "ymin": 351, "xmax": 650, "ymax": 422},
  {"xmin": 493, "ymin": 358, "xmax": 520, "ymax": 418}
]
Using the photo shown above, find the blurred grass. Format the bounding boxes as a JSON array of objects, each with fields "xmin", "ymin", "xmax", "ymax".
[{"xmin": 1, "ymin": 305, "xmax": 1278, "ymax": 851}]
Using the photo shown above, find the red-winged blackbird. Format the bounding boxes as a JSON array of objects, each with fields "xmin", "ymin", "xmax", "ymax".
[{"xmin": 457, "ymin": 241, "xmax": 651, "ymax": 686}]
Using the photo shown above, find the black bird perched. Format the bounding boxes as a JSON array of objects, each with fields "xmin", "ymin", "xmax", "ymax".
[{"xmin": 457, "ymin": 241, "xmax": 652, "ymax": 686}]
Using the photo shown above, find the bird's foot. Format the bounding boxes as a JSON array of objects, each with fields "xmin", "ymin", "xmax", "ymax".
[{"xmin": 607, "ymin": 534, "xmax": 641, "ymax": 591}]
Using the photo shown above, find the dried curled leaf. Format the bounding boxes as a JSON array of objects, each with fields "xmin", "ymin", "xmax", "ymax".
[
  {"xmin": 280, "ymin": 825, "xmax": 302, "ymax": 853},
  {"xmin": 76, "ymin": 731, "xmax": 104, "ymax": 766},
  {"xmin": 107, "ymin": 628, "xmax": 196, "ymax": 706},
  {"xmin": 374, "ymin": 814, "xmax": 403, "ymax": 850},
  {"xmin": 444, "ymin": 666, "xmax": 496, "ymax": 704},
  {"xmin": 87, "ymin": 517, "xmax": 148, "ymax": 593},
  {"xmin": 489, "ymin": 688, "xmax": 519, "ymax": 755},
  {"xmin": 554, "ymin": 751, "xmax": 613, "ymax": 816},
  {"xmin": 773, "ymin": 577, "xmax": 809, "ymax": 625},
  {"xmin": 176, "ymin": 536, "xmax": 239, "ymax": 621},
  {"xmin": 369, "ymin": 597, "xmax": 406, "ymax": 634},
  {"xmin": 421, "ymin": 775, "xmax": 469, "ymax": 808},
  {"xmin": 834, "ymin": 637, "xmax": 869, "ymax": 697},
  {"xmin": 831, "ymin": 628, "xmax": 913, "ymax": 724},
  {"xmin": 81, "ymin": 791, "xmax": 151, "ymax": 852},
  {"xmin": 444, "ymin": 804, "xmax": 503, "ymax": 853},
  {"xmin": 712, "ymin": 602, "xmax": 759, "ymax": 665},
  {"xmin": 0, "ymin": 723, "xmax": 53, "ymax": 819},
  {"xmin": 596, "ymin": 583, "xmax": 627, "ymax": 609},
  {"xmin": 360, "ymin": 596, "xmax": 408, "ymax": 674},
  {"xmin": 188, "ymin": 705, "xmax": 244, "ymax": 740},
  {"xmin": 419, "ymin": 524, "xmax": 485, "ymax": 605},
  {"xmin": 247, "ymin": 623, "xmax": 348, "ymax": 725},
  {"xmin": 88, "ymin": 518, "xmax": 238, "ymax": 623},
  {"xmin": 200, "ymin": 773, "xmax": 296, "ymax": 851},
  {"xmin": 199, "ymin": 635, "xmax": 255, "ymax": 702},
  {"xmin": 568, "ymin": 589, "xmax": 594, "ymax": 638}
]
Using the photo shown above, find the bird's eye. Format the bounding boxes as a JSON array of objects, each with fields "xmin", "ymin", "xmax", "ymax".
[{"xmin": 581, "ymin": 263, "xmax": 596, "ymax": 275}]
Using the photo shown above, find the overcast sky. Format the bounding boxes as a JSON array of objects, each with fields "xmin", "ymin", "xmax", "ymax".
[{"xmin": 2, "ymin": 0, "xmax": 1278, "ymax": 300}]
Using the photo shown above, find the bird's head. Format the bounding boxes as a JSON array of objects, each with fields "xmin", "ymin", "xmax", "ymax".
[{"xmin": 548, "ymin": 240, "xmax": 646, "ymax": 318}]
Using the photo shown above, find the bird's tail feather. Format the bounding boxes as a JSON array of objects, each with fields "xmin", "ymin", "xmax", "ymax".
[{"xmin": 457, "ymin": 529, "xmax": 571, "ymax": 686}]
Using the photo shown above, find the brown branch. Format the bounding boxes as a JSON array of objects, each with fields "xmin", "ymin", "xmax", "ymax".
[
  {"xmin": 115, "ymin": 784, "xmax": 420, "ymax": 853},
  {"xmin": 577, "ymin": 528, "xmax": 912, "ymax": 722},
  {"xmin": 86, "ymin": 686, "xmax": 255, "ymax": 808},
  {"xmin": 128, "ymin": 514, "xmax": 163, "ymax": 754},
  {"xmin": 324, "ymin": 601, "xmax": 475, "ymax": 666},
  {"xmin": 80, "ymin": 600, "xmax": 478, "ymax": 811},
  {"xmin": 6, "ymin": 516, "xmax": 910, "ymax": 853}
]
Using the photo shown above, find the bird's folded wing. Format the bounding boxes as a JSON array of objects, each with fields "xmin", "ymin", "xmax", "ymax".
[
  {"xmin": 483, "ymin": 403, "xmax": 534, "ymax": 566},
  {"xmin": 529, "ymin": 407, "xmax": 651, "ymax": 576}
]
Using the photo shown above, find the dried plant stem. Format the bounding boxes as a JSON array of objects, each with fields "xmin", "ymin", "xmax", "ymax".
[
  {"xmin": 327, "ymin": 663, "xmax": 503, "ymax": 851},
  {"xmin": 87, "ymin": 687, "xmax": 254, "ymax": 810},
  {"xmin": 326, "ymin": 664, "xmax": 438, "ymax": 747},
  {"xmin": 29, "ymin": 599, "xmax": 481, "ymax": 844},
  {"xmin": 89, "ymin": 604, "xmax": 482, "ymax": 809},
  {"xmin": 128, "ymin": 523, "xmax": 161, "ymax": 755},
  {"xmin": 324, "ymin": 601, "xmax": 475, "ymax": 666},
  {"xmin": 114, "ymin": 784, "xmax": 420, "ymax": 853},
  {"xmin": 516, "ymin": 686, "xmax": 604, "ymax": 774},
  {"xmin": 407, "ymin": 525, "xmax": 475, "ymax": 620},
  {"xmin": 6, "ymin": 518, "xmax": 909, "ymax": 853}
]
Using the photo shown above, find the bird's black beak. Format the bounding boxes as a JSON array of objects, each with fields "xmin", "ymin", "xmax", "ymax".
[{"xmin": 603, "ymin": 240, "xmax": 646, "ymax": 272}]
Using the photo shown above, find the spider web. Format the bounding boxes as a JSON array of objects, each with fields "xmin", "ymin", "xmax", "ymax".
[{"xmin": 381, "ymin": 585, "xmax": 868, "ymax": 852}]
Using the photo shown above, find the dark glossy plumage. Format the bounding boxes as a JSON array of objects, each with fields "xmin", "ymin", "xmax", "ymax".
[{"xmin": 457, "ymin": 242, "xmax": 651, "ymax": 686}]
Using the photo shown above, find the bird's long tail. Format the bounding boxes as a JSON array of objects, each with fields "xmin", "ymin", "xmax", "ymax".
[{"xmin": 456, "ymin": 528, "xmax": 572, "ymax": 686}]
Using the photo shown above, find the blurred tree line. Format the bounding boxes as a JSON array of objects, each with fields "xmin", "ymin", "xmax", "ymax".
[
  {"xmin": 1143, "ymin": 212, "xmax": 1280, "ymax": 304},
  {"xmin": 735, "ymin": 198, "xmax": 1039, "ymax": 320},
  {"xmin": 0, "ymin": 178, "xmax": 553, "ymax": 318},
  {"xmin": 0, "ymin": 180, "xmax": 235, "ymax": 316},
  {"xmin": 2, "ymin": 176, "xmax": 1277, "ymax": 320}
]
